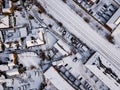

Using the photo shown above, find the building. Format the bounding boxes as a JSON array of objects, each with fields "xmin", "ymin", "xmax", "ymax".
[
  {"xmin": 0, "ymin": 15, "xmax": 10, "ymax": 29},
  {"xmin": 4, "ymin": 27, "xmax": 28, "ymax": 49},
  {"xmin": 2, "ymin": 0, "xmax": 12, "ymax": 14},
  {"xmin": 85, "ymin": 52, "xmax": 120, "ymax": 90},
  {"xmin": 106, "ymin": 7, "xmax": 120, "ymax": 30},
  {"xmin": 44, "ymin": 66, "xmax": 75, "ymax": 90},
  {"xmin": 6, "ymin": 68, "xmax": 19, "ymax": 76},
  {"xmin": 54, "ymin": 39, "xmax": 71, "ymax": 56},
  {"xmin": 26, "ymin": 28, "xmax": 45, "ymax": 48},
  {"xmin": 52, "ymin": 53, "xmax": 98, "ymax": 90}
]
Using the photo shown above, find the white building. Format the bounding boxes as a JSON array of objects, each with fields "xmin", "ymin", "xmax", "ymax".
[
  {"xmin": 44, "ymin": 66, "xmax": 75, "ymax": 90},
  {"xmin": 26, "ymin": 28, "xmax": 45, "ymax": 48},
  {"xmin": 0, "ymin": 15, "xmax": 10, "ymax": 29},
  {"xmin": 85, "ymin": 52, "xmax": 120, "ymax": 90},
  {"xmin": 2, "ymin": 0, "xmax": 12, "ymax": 13},
  {"xmin": 54, "ymin": 39, "xmax": 71, "ymax": 56},
  {"xmin": 106, "ymin": 7, "xmax": 120, "ymax": 30}
]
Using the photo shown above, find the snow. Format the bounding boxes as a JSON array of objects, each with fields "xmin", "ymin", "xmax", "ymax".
[
  {"xmin": 61, "ymin": 54, "xmax": 82, "ymax": 77},
  {"xmin": 54, "ymin": 53, "xmax": 98, "ymax": 89},
  {"xmin": 114, "ymin": 0, "xmax": 120, "ymax": 5},
  {"xmin": 0, "ymin": 65, "xmax": 9, "ymax": 71},
  {"xmin": 26, "ymin": 28, "xmax": 45, "ymax": 48},
  {"xmin": 85, "ymin": 65, "xmax": 120, "ymax": 90},
  {"xmin": 44, "ymin": 66, "xmax": 75, "ymax": 90},
  {"xmin": 26, "ymin": 37, "xmax": 44, "ymax": 47},
  {"xmin": 15, "ymin": 11, "xmax": 28, "ymax": 26},
  {"xmin": 85, "ymin": 52, "xmax": 120, "ymax": 90},
  {"xmin": 19, "ymin": 27, "xmax": 28, "ymax": 37},
  {"xmin": 38, "ymin": 0, "xmax": 120, "ymax": 71},
  {"xmin": 2, "ymin": 0, "xmax": 12, "ymax": 13},
  {"xmin": 112, "ymin": 24, "xmax": 120, "ymax": 46},
  {"xmin": 86, "ymin": 52, "xmax": 120, "ymax": 78},
  {"xmin": 106, "ymin": 7, "xmax": 120, "ymax": 30},
  {"xmin": 45, "ymin": 31, "xmax": 57, "ymax": 49},
  {"xmin": 44, "ymin": 79, "xmax": 58, "ymax": 90},
  {"xmin": 66, "ymin": 0, "xmax": 110, "ymax": 37},
  {"xmin": 8, "ymin": 69, "xmax": 44, "ymax": 90},
  {"xmin": 54, "ymin": 39, "xmax": 71, "ymax": 56},
  {"xmin": 6, "ymin": 69, "xmax": 19, "ymax": 76},
  {"xmin": 18, "ymin": 52, "xmax": 41, "ymax": 68},
  {"xmin": 0, "ymin": 16, "xmax": 9, "ymax": 28},
  {"xmin": 22, "ymin": 69, "xmax": 43, "ymax": 89}
]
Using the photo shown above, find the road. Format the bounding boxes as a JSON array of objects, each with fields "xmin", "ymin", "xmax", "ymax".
[
  {"xmin": 29, "ymin": 9, "xmax": 73, "ymax": 47},
  {"xmin": 38, "ymin": 0, "xmax": 120, "ymax": 71}
]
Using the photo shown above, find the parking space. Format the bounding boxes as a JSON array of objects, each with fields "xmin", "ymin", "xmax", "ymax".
[
  {"xmin": 94, "ymin": 4, "xmax": 118, "ymax": 24},
  {"xmin": 74, "ymin": 0, "xmax": 119, "ymax": 25}
]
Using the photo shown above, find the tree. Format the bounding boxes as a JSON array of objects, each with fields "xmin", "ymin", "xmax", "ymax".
[{"xmin": 84, "ymin": 17, "xmax": 90, "ymax": 23}]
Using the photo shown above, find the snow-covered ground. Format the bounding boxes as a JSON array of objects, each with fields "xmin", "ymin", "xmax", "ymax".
[
  {"xmin": 18, "ymin": 52, "xmax": 41, "ymax": 68},
  {"xmin": 0, "ymin": 0, "xmax": 120, "ymax": 89},
  {"xmin": 38, "ymin": 0, "xmax": 120, "ymax": 72}
]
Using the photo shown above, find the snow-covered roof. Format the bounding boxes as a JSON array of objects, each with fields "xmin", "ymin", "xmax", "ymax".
[
  {"xmin": 106, "ymin": 7, "xmax": 120, "ymax": 30},
  {"xmin": 85, "ymin": 52, "xmax": 120, "ymax": 90},
  {"xmin": 19, "ymin": 27, "xmax": 28, "ymax": 37},
  {"xmin": 112, "ymin": 24, "xmax": 120, "ymax": 45},
  {"xmin": 54, "ymin": 39, "xmax": 71, "ymax": 56},
  {"xmin": 26, "ymin": 30, "xmax": 45, "ymax": 48},
  {"xmin": 44, "ymin": 67, "xmax": 75, "ymax": 90},
  {"xmin": 2, "ymin": 0, "xmax": 12, "ymax": 13},
  {"xmin": 0, "ymin": 65, "xmax": 9, "ymax": 71},
  {"xmin": 6, "ymin": 68, "xmax": 19, "ymax": 76},
  {"xmin": 0, "ymin": 15, "xmax": 9, "ymax": 29}
]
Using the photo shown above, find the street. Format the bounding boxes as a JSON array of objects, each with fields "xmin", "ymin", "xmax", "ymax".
[{"xmin": 38, "ymin": 0, "xmax": 120, "ymax": 71}]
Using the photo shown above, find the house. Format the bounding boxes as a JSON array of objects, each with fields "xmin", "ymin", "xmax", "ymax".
[
  {"xmin": 0, "ymin": 15, "xmax": 10, "ymax": 29},
  {"xmin": 2, "ymin": 0, "xmax": 12, "ymax": 14},
  {"xmin": 54, "ymin": 39, "xmax": 71, "ymax": 56},
  {"xmin": 106, "ymin": 7, "xmax": 120, "ymax": 30},
  {"xmin": 26, "ymin": 28, "xmax": 45, "ymax": 48},
  {"xmin": 4, "ymin": 38, "xmax": 22, "ymax": 49},
  {"xmin": 85, "ymin": 52, "xmax": 120, "ymax": 90},
  {"xmin": 18, "ymin": 27, "xmax": 28, "ymax": 37},
  {"xmin": 44, "ymin": 66, "xmax": 75, "ymax": 90},
  {"xmin": 4, "ymin": 27, "xmax": 28, "ymax": 49},
  {"xmin": 6, "ymin": 68, "xmax": 19, "ymax": 76}
]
